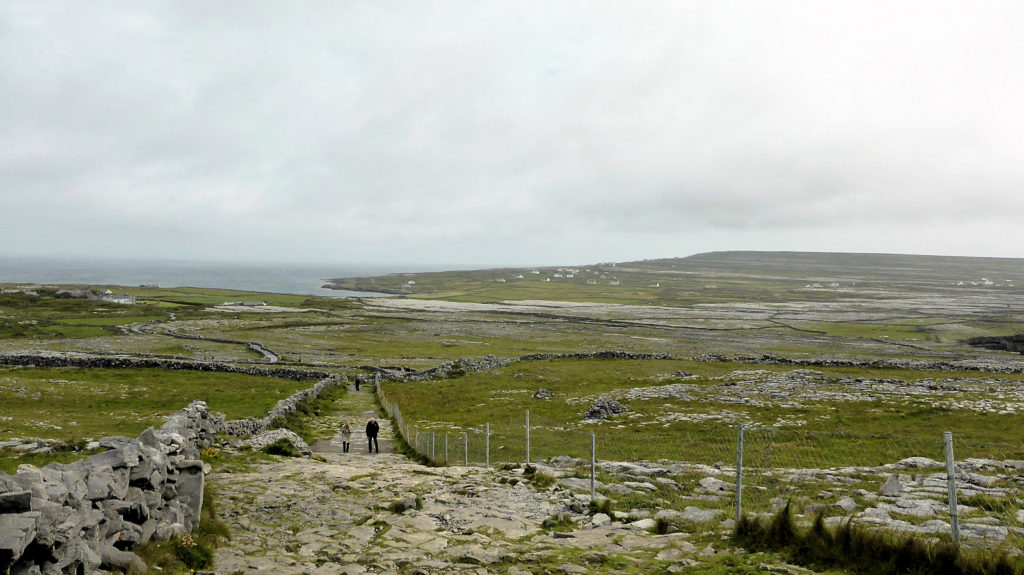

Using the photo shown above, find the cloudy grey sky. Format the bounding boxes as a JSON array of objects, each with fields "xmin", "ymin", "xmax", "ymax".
[{"xmin": 2, "ymin": 1, "xmax": 1023, "ymax": 266}]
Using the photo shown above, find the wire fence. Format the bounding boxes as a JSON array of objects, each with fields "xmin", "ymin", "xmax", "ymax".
[{"xmin": 377, "ymin": 384, "xmax": 1024, "ymax": 550}]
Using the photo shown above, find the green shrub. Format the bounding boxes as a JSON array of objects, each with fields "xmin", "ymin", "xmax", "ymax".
[
  {"xmin": 588, "ymin": 498, "xmax": 613, "ymax": 516},
  {"xmin": 529, "ymin": 471, "xmax": 556, "ymax": 489},
  {"xmin": 263, "ymin": 438, "xmax": 301, "ymax": 457}
]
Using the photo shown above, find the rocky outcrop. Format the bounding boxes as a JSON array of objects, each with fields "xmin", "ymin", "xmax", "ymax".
[
  {"xmin": 583, "ymin": 398, "xmax": 630, "ymax": 421},
  {"xmin": 0, "ymin": 401, "xmax": 220, "ymax": 574}
]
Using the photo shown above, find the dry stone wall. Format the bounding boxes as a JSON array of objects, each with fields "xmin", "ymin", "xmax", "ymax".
[
  {"xmin": 0, "ymin": 401, "xmax": 219, "ymax": 574},
  {"xmin": 0, "ymin": 373, "xmax": 342, "ymax": 574},
  {"xmin": 0, "ymin": 352, "xmax": 329, "ymax": 381}
]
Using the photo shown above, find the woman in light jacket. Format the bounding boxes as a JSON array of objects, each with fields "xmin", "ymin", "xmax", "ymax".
[{"xmin": 340, "ymin": 422, "xmax": 352, "ymax": 453}]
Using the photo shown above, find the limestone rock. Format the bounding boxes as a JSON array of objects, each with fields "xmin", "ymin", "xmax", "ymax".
[
  {"xmin": 0, "ymin": 490, "xmax": 31, "ymax": 513},
  {"xmin": 243, "ymin": 428, "xmax": 313, "ymax": 456},
  {"xmin": 699, "ymin": 476, "xmax": 734, "ymax": 493},
  {"xmin": 582, "ymin": 398, "xmax": 630, "ymax": 421},
  {"xmin": 835, "ymin": 497, "xmax": 858, "ymax": 513},
  {"xmin": 630, "ymin": 518, "xmax": 657, "ymax": 531},
  {"xmin": 880, "ymin": 476, "xmax": 903, "ymax": 497},
  {"xmin": 680, "ymin": 506, "xmax": 721, "ymax": 523},
  {"xmin": 0, "ymin": 512, "xmax": 39, "ymax": 564}
]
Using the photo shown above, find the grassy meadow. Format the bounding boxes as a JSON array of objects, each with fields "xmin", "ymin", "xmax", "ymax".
[
  {"xmin": 382, "ymin": 357, "xmax": 1024, "ymax": 467},
  {"xmin": 0, "ymin": 366, "xmax": 310, "ymax": 442}
]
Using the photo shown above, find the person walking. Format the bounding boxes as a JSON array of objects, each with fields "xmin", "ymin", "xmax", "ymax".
[
  {"xmin": 340, "ymin": 422, "xmax": 352, "ymax": 453},
  {"xmin": 366, "ymin": 417, "xmax": 380, "ymax": 453}
]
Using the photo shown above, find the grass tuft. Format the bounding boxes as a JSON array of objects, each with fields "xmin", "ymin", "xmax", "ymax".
[{"xmin": 735, "ymin": 504, "xmax": 1024, "ymax": 575}]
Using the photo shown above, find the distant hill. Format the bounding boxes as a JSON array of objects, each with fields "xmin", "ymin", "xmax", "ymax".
[
  {"xmin": 324, "ymin": 250, "xmax": 1022, "ymax": 305},
  {"xmin": 619, "ymin": 251, "xmax": 1023, "ymax": 285}
]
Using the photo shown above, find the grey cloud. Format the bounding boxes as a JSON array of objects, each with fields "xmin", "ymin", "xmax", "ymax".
[{"xmin": 2, "ymin": 1, "xmax": 1024, "ymax": 265}]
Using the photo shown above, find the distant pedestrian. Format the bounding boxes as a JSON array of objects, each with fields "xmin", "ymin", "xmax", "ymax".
[
  {"xmin": 355, "ymin": 378, "xmax": 360, "ymax": 391},
  {"xmin": 340, "ymin": 422, "xmax": 352, "ymax": 453},
  {"xmin": 366, "ymin": 418, "xmax": 379, "ymax": 453}
]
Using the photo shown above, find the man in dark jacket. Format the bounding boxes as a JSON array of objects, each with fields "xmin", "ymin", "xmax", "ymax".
[{"xmin": 366, "ymin": 418, "xmax": 379, "ymax": 453}]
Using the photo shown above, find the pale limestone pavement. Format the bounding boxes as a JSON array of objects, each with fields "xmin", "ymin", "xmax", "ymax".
[{"xmin": 209, "ymin": 386, "xmax": 712, "ymax": 574}]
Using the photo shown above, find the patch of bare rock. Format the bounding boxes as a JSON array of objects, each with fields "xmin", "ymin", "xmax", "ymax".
[{"xmin": 209, "ymin": 450, "xmax": 736, "ymax": 574}]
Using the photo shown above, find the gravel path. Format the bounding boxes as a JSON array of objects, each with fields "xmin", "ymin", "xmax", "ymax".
[{"xmin": 209, "ymin": 385, "xmax": 712, "ymax": 574}]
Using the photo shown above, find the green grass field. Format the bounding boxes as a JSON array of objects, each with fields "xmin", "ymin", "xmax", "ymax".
[
  {"xmin": 382, "ymin": 357, "xmax": 1024, "ymax": 467},
  {"xmin": 0, "ymin": 366, "xmax": 311, "ymax": 442}
]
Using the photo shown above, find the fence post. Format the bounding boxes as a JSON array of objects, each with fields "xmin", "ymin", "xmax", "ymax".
[
  {"xmin": 735, "ymin": 424, "xmax": 744, "ymax": 522},
  {"xmin": 944, "ymin": 431, "xmax": 961, "ymax": 548},
  {"xmin": 445, "ymin": 433, "xmax": 449, "ymax": 464},
  {"xmin": 464, "ymin": 432, "xmax": 468, "ymax": 467},
  {"xmin": 485, "ymin": 422, "xmax": 491, "ymax": 470},
  {"xmin": 431, "ymin": 432, "xmax": 435, "ymax": 461},
  {"xmin": 590, "ymin": 432, "xmax": 596, "ymax": 500},
  {"xmin": 525, "ymin": 410, "xmax": 530, "ymax": 464}
]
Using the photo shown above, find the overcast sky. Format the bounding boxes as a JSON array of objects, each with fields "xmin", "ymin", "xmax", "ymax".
[{"xmin": 2, "ymin": 1, "xmax": 1023, "ymax": 266}]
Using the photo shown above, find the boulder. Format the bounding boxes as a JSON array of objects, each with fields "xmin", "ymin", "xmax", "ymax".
[
  {"xmin": 835, "ymin": 497, "xmax": 858, "ymax": 513},
  {"xmin": 533, "ymin": 389, "xmax": 553, "ymax": 399},
  {"xmin": 629, "ymin": 518, "xmax": 657, "ymax": 531}
]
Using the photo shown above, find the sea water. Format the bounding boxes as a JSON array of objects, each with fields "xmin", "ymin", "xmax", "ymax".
[{"xmin": 0, "ymin": 256, "xmax": 453, "ymax": 297}]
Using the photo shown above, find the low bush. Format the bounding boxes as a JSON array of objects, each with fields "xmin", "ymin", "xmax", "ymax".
[{"xmin": 263, "ymin": 438, "xmax": 301, "ymax": 457}]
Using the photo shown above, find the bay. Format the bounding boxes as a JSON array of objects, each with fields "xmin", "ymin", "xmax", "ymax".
[{"xmin": 0, "ymin": 256, "xmax": 456, "ymax": 297}]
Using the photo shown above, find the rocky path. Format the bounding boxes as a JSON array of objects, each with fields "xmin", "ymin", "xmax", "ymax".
[{"xmin": 209, "ymin": 385, "xmax": 714, "ymax": 574}]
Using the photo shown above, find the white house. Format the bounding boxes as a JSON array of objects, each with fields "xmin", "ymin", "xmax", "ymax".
[{"xmin": 102, "ymin": 293, "xmax": 137, "ymax": 305}]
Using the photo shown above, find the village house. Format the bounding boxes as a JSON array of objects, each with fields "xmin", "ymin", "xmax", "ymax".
[{"xmin": 101, "ymin": 290, "xmax": 137, "ymax": 305}]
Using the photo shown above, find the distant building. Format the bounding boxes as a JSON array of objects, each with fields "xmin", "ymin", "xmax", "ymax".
[
  {"xmin": 609, "ymin": 279, "xmax": 620, "ymax": 286},
  {"xmin": 102, "ymin": 293, "xmax": 137, "ymax": 305}
]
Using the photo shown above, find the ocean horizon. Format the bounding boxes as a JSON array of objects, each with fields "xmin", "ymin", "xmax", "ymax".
[{"xmin": 0, "ymin": 256, "xmax": 464, "ymax": 297}]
